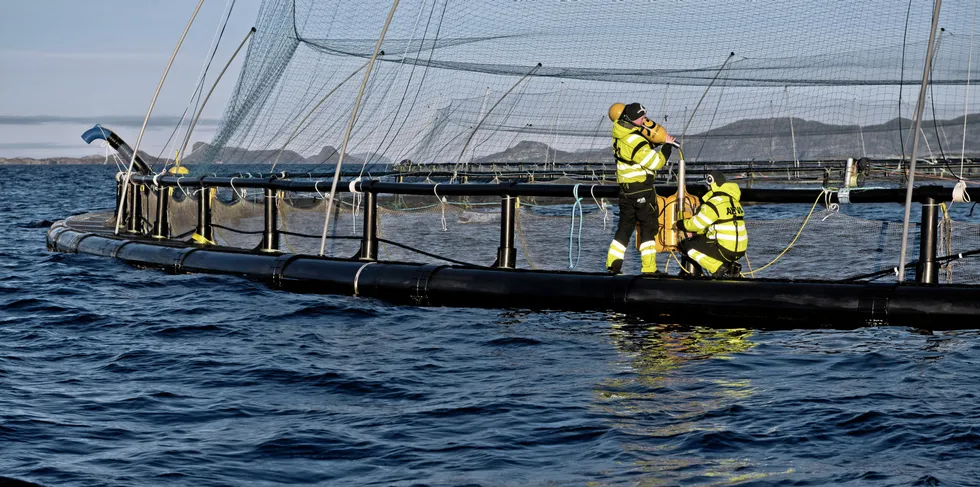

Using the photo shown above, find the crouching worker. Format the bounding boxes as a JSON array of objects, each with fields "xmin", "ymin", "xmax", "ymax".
[
  {"xmin": 605, "ymin": 102, "xmax": 676, "ymax": 275},
  {"xmin": 678, "ymin": 171, "xmax": 747, "ymax": 278}
]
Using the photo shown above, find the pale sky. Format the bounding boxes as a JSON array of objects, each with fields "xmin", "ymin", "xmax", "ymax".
[{"xmin": 0, "ymin": 0, "xmax": 261, "ymax": 158}]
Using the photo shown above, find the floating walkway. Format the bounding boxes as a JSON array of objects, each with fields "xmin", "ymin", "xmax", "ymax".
[{"xmin": 48, "ymin": 208, "xmax": 980, "ymax": 330}]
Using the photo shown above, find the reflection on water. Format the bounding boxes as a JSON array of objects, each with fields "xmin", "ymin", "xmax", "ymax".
[{"xmin": 594, "ymin": 318, "xmax": 794, "ymax": 484}]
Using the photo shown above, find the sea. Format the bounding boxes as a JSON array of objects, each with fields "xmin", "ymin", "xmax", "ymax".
[{"xmin": 3, "ymin": 164, "xmax": 980, "ymax": 486}]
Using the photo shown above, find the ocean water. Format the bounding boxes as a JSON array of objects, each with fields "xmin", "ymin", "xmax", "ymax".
[{"xmin": 3, "ymin": 165, "xmax": 980, "ymax": 486}]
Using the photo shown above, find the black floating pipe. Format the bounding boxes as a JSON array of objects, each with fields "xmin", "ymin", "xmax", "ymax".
[
  {"xmin": 917, "ymin": 196, "xmax": 939, "ymax": 284},
  {"xmin": 196, "ymin": 187, "xmax": 213, "ymax": 243},
  {"xmin": 261, "ymin": 188, "xmax": 279, "ymax": 252},
  {"xmin": 45, "ymin": 225, "xmax": 980, "ymax": 330},
  {"xmin": 360, "ymin": 191, "xmax": 378, "ymax": 260},
  {"xmin": 152, "ymin": 187, "xmax": 170, "ymax": 239},
  {"xmin": 496, "ymin": 195, "xmax": 517, "ymax": 269}
]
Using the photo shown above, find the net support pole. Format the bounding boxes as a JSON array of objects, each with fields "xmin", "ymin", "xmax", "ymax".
[
  {"xmin": 676, "ymin": 149, "xmax": 695, "ymax": 274},
  {"xmin": 196, "ymin": 187, "xmax": 213, "ymax": 243},
  {"xmin": 115, "ymin": 174, "xmax": 125, "ymax": 222},
  {"xmin": 916, "ymin": 196, "xmax": 939, "ymax": 284},
  {"xmin": 898, "ymin": 0, "xmax": 942, "ymax": 282},
  {"xmin": 496, "ymin": 195, "xmax": 517, "ymax": 269},
  {"xmin": 115, "ymin": 0, "xmax": 205, "ymax": 235},
  {"xmin": 359, "ymin": 191, "xmax": 378, "ymax": 261},
  {"xmin": 319, "ymin": 0, "xmax": 399, "ymax": 256},
  {"xmin": 261, "ymin": 188, "xmax": 280, "ymax": 252},
  {"xmin": 152, "ymin": 187, "xmax": 170, "ymax": 239}
]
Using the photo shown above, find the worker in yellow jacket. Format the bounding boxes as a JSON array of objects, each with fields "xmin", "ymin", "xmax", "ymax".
[
  {"xmin": 678, "ymin": 171, "xmax": 748, "ymax": 278},
  {"xmin": 605, "ymin": 102, "xmax": 675, "ymax": 275}
]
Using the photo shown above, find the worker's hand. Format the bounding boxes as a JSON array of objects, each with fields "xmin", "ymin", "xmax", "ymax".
[{"xmin": 664, "ymin": 134, "xmax": 677, "ymax": 147}]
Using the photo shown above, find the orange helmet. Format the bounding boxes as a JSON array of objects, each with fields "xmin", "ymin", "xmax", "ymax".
[{"xmin": 608, "ymin": 103, "xmax": 625, "ymax": 121}]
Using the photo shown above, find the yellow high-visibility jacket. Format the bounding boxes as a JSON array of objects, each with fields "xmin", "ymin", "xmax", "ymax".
[
  {"xmin": 612, "ymin": 121, "xmax": 667, "ymax": 184},
  {"xmin": 682, "ymin": 181, "xmax": 748, "ymax": 254}
]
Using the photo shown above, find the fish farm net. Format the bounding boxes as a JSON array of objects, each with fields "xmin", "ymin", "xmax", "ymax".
[
  {"xmin": 147, "ymin": 186, "xmax": 980, "ymax": 284},
  {"xmin": 172, "ymin": 0, "xmax": 980, "ymax": 173}
]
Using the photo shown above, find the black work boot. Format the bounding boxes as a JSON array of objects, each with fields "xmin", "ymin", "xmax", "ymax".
[{"xmin": 607, "ymin": 259, "xmax": 623, "ymax": 275}]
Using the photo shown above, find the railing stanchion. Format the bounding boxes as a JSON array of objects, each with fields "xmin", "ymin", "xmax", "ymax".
[
  {"xmin": 127, "ymin": 182, "xmax": 141, "ymax": 234},
  {"xmin": 196, "ymin": 186, "xmax": 213, "ymax": 243},
  {"xmin": 496, "ymin": 194, "xmax": 517, "ymax": 269},
  {"xmin": 916, "ymin": 196, "xmax": 939, "ymax": 284},
  {"xmin": 261, "ymin": 187, "xmax": 280, "ymax": 252},
  {"xmin": 152, "ymin": 187, "xmax": 170, "ymax": 239},
  {"xmin": 360, "ymin": 190, "xmax": 378, "ymax": 260}
]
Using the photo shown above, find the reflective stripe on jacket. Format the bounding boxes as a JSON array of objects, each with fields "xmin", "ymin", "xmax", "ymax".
[
  {"xmin": 682, "ymin": 181, "xmax": 748, "ymax": 254},
  {"xmin": 612, "ymin": 121, "xmax": 666, "ymax": 184}
]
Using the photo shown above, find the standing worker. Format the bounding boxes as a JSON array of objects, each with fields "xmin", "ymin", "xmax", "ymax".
[
  {"xmin": 678, "ymin": 171, "xmax": 748, "ymax": 278},
  {"xmin": 605, "ymin": 102, "xmax": 676, "ymax": 275}
]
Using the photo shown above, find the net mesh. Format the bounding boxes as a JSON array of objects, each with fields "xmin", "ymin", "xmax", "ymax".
[
  {"xmin": 181, "ymin": 0, "xmax": 980, "ymax": 171},
  {"xmin": 138, "ymin": 0, "xmax": 980, "ymax": 284},
  {"xmin": 156, "ymin": 185, "xmax": 980, "ymax": 283}
]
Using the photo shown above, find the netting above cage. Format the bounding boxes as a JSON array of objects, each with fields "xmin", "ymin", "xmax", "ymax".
[{"xmin": 176, "ymin": 0, "xmax": 980, "ymax": 174}]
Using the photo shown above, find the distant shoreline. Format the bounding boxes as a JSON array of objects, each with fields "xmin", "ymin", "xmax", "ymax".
[{"xmin": 0, "ymin": 156, "xmax": 115, "ymax": 165}]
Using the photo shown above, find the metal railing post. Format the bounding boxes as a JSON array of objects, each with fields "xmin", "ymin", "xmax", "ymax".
[
  {"xmin": 496, "ymin": 194, "xmax": 517, "ymax": 268},
  {"xmin": 360, "ymin": 190, "xmax": 378, "ymax": 260},
  {"xmin": 916, "ymin": 196, "xmax": 939, "ymax": 284},
  {"xmin": 261, "ymin": 188, "xmax": 280, "ymax": 252},
  {"xmin": 152, "ymin": 187, "xmax": 170, "ymax": 239},
  {"xmin": 127, "ymin": 182, "xmax": 141, "ymax": 233},
  {"xmin": 196, "ymin": 186, "xmax": 213, "ymax": 243}
]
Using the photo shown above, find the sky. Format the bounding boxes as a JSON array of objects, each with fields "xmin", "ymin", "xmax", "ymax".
[{"xmin": 0, "ymin": 0, "xmax": 261, "ymax": 158}]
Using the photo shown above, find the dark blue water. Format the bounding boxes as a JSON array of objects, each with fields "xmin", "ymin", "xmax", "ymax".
[{"xmin": 3, "ymin": 165, "xmax": 980, "ymax": 486}]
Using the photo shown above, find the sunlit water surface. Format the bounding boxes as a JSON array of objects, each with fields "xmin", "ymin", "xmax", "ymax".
[{"xmin": 2, "ymin": 165, "xmax": 980, "ymax": 486}]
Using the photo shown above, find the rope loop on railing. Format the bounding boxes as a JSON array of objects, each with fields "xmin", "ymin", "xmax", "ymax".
[
  {"xmin": 568, "ymin": 183, "xmax": 584, "ymax": 269},
  {"xmin": 434, "ymin": 183, "xmax": 448, "ymax": 231},
  {"xmin": 953, "ymin": 179, "xmax": 972, "ymax": 203}
]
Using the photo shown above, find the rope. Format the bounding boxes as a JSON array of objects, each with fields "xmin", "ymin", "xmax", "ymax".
[
  {"xmin": 953, "ymin": 179, "xmax": 972, "ymax": 203},
  {"xmin": 349, "ymin": 177, "xmax": 363, "ymax": 233},
  {"xmin": 568, "ymin": 184, "xmax": 584, "ymax": 269},
  {"xmin": 515, "ymin": 198, "xmax": 536, "ymax": 270},
  {"xmin": 434, "ymin": 183, "xmax": 448, "ymax": 231},
  {"xmin": 589, "ymin": 184, "xmax": 609, "ymax": 230},
  {"xmin": 741, "ymin": 191, "xmax": 824, "ymax": 277}
]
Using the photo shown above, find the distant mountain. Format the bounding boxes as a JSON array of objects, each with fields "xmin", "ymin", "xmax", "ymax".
[{"xmin": 6, "ymin": 114, "xmax": 979, "ymax": 165}]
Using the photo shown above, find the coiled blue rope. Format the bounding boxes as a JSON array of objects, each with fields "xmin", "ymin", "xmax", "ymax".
[{"xmin": 569, "ymin": 184, "xmax": 583, "ymax": 268}]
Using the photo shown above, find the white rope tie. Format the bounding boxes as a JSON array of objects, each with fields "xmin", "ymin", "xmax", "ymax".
[
  {"xmin": 353, "ymin": 262, "xmax": 376, "ymax": 296},
  {"xmin": 434, "ymin": 183, "xmax": 448, "ymax": 231},
  {"xmin": 589, "ymin": 185, "xmax": 609, "ymax": 229},
  {"xmin": 953, "ymin": 179, "xmax": 972, "ymax": 203},
  {"xmin": 349, "ymin": 177, "xmax": 363, "ymax": 232},
  {"xmin": 837, "ymin": 187, "xmax": 850, "ymax": 205},
  {"xmin": 229, "ymin": 177, "xmax": 246, "ymax": 201},
  {"xmin": 176, "ymin": 177, "xmax": 190, "ymax": 197}
]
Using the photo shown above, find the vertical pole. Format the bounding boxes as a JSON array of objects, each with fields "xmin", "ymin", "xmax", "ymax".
[
  {"xmin": 496, "ymin": 195, "xmax": 516, "ymax": 268},
  {"xmin": 360, "ymin": 190, "xmax": 378, "ymax": 260},
  {"xmin": 196, "ymin": 187, "xmax": 213, "ymax": 243},
  {"xmin": 261, "ymin": 188, "xmax": 280, "ymax": 252},
  {"xmin": 898, "ymin": 0, "xmax": 943, "ymax": 281},
  {"xmin": 127, "ymin": 183, "xmax": 140, "ymax": 233},
  {"xmin": 676, "ymin": 150, "xmax": 695, "ymax": 274},
  {"xmin": 916, "ymin": 196, "xmax": 939, "ymax": 284},
  {"xmin": 152, "ymin": 187, "xmax": 170, "ymax": 239},
  {"xmin": 115, "ymin": 0, "xmax": 205, "ymax": 235},
  {"xmin": 115, "ymin": 175, "xmax": 124, "ymax": 217}
]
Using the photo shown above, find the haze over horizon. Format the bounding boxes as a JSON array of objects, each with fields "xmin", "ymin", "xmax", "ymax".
[{"xmin": 0, "ymin": 1, "xmax": 261, "ymax": 158}]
